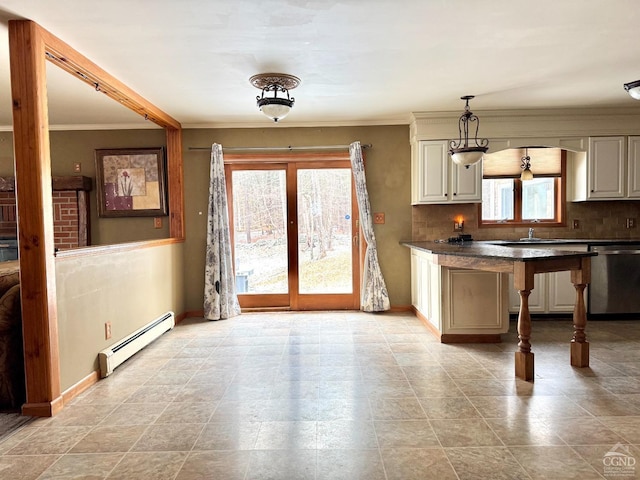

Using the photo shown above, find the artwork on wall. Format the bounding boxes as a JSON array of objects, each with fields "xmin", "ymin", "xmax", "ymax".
[{"xmin": 95, "ymin": 147, "xmax": 168, "ymax": 217}]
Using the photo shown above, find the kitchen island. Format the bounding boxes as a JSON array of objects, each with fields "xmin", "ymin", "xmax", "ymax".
[{"xmin": 403, "ymin": 241, "xmax": 596, "ymax": 381}]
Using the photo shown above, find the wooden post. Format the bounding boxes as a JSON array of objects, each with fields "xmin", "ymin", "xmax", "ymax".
[
  {"xmin": 513, "ymin": 262, "xmax": 535, "ymax": 381},
  {"xmin": 570, "ymin": 257, "xmax": 590, "ymax": 368},
  {"xmin": 9, "ymin": 20, "xmax": 63, "ymax": 416}
]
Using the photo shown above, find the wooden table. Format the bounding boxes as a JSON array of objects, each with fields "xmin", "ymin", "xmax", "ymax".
[{"xmin": 403, "ymin": 242, "xmax": 596, "ymax": 381}]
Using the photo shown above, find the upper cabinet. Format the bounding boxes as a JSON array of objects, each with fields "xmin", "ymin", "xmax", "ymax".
[
  {"xmin": 570, "ymin": 136, "xmax": 640, "ymax": 201},
  {"xmin": 411, "ymin": 140, "xmax": 482, "ymax": 205}
]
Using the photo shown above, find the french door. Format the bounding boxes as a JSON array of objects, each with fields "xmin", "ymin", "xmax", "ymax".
[{"xmin": 225, "ymin": 154, "xmax": 360, "ymax": 310}]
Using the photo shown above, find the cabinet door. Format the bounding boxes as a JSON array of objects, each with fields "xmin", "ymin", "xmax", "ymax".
[
  {"xmin": 450, "ymin": 161, "xmax": 482, "ymax": 203},
  {"xmin": 415, "ymin": 141, "xmax": 448, "ymax": 203},
  {"xmin": 548, "ymin": 270, "xmax": 578, "ymax": 312},
  {"xmin": 547, "ymin": 245, "xmax": 588, "ymax": 312},
  {"xmin": 508, "ymin": 273, "xmax": 546, "ymax": 313},
  {"xmin": 628, "ymin": 136, "xmax": 640, "ymax": 198},
  {"xmin": 588, "ymin": 136, "xmax": 625, "ymax": 199}
]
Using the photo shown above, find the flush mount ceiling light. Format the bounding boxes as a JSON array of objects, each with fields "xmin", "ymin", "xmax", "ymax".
[
  {"xmin": 250, "ymin": 73, "xmax": 300, "ymax": 122},
  {"xmin": 520, "ymin": 148, "xmax": 534, "ymax": 181},
  {"xmin": 624, "ymin": 80, "xmax": 640, "ymax": 100},
  {"xmin": 449, "ymin": 95, "xmax": 489, "ymax": 168}
]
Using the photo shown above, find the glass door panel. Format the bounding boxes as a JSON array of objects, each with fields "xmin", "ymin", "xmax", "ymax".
[
  {"xmin": 231, "ymin": 169, "xmax": 288, "ymax": 294},
  {"xmin": 297, "ymin": 168, "xmax": 353, "ymax": 294}
]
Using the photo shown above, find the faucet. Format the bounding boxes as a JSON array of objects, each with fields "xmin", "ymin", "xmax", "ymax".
[{"xmin": 528, "ymin": 228, "xmax": 535, "ymax": 239}]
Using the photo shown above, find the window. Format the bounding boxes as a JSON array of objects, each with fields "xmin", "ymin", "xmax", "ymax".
[{"xmin": 480, "ymin": 148, "xmax": 565, "ymax": 226}]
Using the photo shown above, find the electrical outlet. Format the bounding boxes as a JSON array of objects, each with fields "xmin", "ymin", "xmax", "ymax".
[
  {"xmin": 73, "ymin": 162, "xmax": 81, "ymax": 173},
  {"xmin": 373, "ymin": 213, "xmax": 385, "ymax": 224},
  {"xmin": 627, "ymin": 218, "xmax": 636, "ymax": 229},
  {"xmin": 105, "ymin": 322, "xmax": 112, "ymax": 340},
  {"xmin": 454, "ymin": 220, "xmax": 464, "ymax": 231},
  {"xmin": 154, "ymin": 217, "xmax": 162, "ymax": 228},
  {"xmin": 573, "ymin": 219, "xmax": 580, "ymax": 229}
]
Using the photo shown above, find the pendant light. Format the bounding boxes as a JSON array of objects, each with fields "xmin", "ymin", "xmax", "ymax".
[
  {"xmin": 520, "ymin": 148, "xmax": 534, "ymax": 181},
  {"xmin": 449, "ymin": 95, "xmax": 489, "ymax": 168},
  {"xmin": 250, "ymin": 73, "xmax": 300, "ymax": 122},
  {"xmin": 624, "ymin": 80, "xmax": 640, "ymax": 100}
]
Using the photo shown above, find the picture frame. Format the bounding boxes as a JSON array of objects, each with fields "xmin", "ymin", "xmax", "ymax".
[{"xmin": 95, "ymin": 147, "xmax": 168, "ymax": 217}]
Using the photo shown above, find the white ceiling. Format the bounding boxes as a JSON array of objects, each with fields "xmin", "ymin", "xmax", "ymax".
[{"xmin": 1, "ymin": 0, "xmax": 640, "ymax": 130}]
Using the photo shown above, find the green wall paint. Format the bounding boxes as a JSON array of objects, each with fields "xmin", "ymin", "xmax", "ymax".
[{"xmin": 182, "ymin": 125, "xmax": 412, "ymax": 310}]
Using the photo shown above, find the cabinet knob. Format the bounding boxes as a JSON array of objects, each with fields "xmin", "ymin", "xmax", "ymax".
[{"xmin": 453, "ymin": 192, "xmax": 457, "ymax": 196}]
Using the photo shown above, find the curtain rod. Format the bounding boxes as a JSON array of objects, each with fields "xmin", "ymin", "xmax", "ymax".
[{"xmin": 188, "ymin": 144, "xmax": 372, "ymax": 152}]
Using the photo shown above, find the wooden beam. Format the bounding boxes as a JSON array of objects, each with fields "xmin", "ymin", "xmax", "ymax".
[
  {"xmin": 8, "ymin": 19, "xmax": 185, "ymax": 417},
  {"xmin": 0, "ymin": 176, "xmax": 92, "ymax": 192},
  {"xmin": 166, "ymin": 128, "xmax": 185, "ymax": 240},
  {"xmin": 9, "ymin": 19, "xmax": 63, "ymax": 417}
]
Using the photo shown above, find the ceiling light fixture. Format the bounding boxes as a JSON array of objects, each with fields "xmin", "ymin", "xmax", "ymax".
[
  {"xmin": 624, "ymin": 80, "xmax": 640, "ymax": 100},
  {"xmin": 520, "ymin": 148, "xmax": 534, "ymax": 181},
  {"xmin": 449, "ymin": 95, "xmax": 489, "ymax": 168},
  {"xmin": 250, "ymin": 73, "xmax": 300, "ymax": 122}
]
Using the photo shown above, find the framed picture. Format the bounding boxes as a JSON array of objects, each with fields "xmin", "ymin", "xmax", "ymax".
[{"xmin": 95, "ymin": 147, "xmax": 168, "ymax": 217}]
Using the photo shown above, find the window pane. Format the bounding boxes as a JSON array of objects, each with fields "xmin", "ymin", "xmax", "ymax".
[
  {"xmin": 297, "ymin": 168, "xmax": 353, "ymax": 294},
  {"xmin": 232, "ymin": 170, "xmax": 288, "ymax": 294},
  {"xmin": 482, "ymin": 178, "xmax": 514, "ymax": 221},
  {"xmin": 522, "ymin": 178, "xmax": 555, "ymax": 220}
]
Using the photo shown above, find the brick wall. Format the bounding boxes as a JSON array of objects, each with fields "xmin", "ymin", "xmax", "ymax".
[
  {"xmin": 0, "ymin": 192, "xmax": 17, "ymax": 237},
  {"xmin": 53, "ymin": 191, "xmax": 79, "ymax": 250},
  {"xmin": 0, "ymin": 191, "xmax": 81, "ymax": 250}
]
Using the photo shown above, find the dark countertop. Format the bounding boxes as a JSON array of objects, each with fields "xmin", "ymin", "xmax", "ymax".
[
  {"xmin": 488, "ymin": 239, "xmax": 640, "ymax": 246},
  {"xmin": 402, "ymin": 241, "xmax": 596, "ymax": 262}
]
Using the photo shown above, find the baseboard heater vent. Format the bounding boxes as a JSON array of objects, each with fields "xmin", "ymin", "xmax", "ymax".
[{"xmin": 98, "ymin": 311, "xmax": 175, "ymax": 378}]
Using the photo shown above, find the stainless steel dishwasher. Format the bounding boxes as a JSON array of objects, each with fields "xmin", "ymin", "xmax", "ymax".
[{"xmin": 589, "ymin": 244, "xmax": 640, "ymax": 315}]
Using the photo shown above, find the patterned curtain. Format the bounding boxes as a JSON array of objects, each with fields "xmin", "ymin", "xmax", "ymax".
[
  {"xmin": 349, "ymin": 141, "xmax": 390, "ymax": 312},
  {"xmin": 204, "ymin": 144, "xmax": 241, "ymax": 320}
]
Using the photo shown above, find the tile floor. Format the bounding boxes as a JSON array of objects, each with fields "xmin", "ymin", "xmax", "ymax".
[{"xmin": 2, "ymin": 311, "xmax": 640, "ymax": 479}]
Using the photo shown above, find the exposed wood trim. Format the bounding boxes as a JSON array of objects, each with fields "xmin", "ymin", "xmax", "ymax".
[
  {"xmin": 9, "ymin": 19, "xmax": 63, "ymax": 418},
  {"xmin": 52, "ymin": 176, "xmax": 92, "ymax": 191},
  {"xmin": 22, "ymin": 397, "xmax": 64, "ymax": 417},
  {"xmin": 166, "ymin": 128, "xmax": 185, "ymax": 240},
  {"xmin": 9, "ymin": 19, "xmax": 184, "ymax": 416},
  {"xmin": 54, "ymin": 237, "xmax": 182, "ymax": 260},
  {"xmin": 61, "ymin": 370, "xmax": 100, "ymax": 405},
  {"xmin": 38, "ymin": 30, "xmax": 180, "ymax": 130},
  {"xmin": 439, "ymin": 333, "xmax": 503, "ymax": 344}
]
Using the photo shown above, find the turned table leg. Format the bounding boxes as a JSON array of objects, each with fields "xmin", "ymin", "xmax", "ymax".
[
  {"xmin": 570, "ymin": 258, "xmax": 590, "ymax": 368},
  {"xmin": 515, "ymin": 289, "xmax": 535, "ymax": 381},
  {"xmin": 571, "ymin": 282, "xmax": 589, "ymax": 367}
]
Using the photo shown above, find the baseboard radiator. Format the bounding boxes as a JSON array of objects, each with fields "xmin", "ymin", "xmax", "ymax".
[{"xmin": 98, "ymin": 311, "xmax": 175, "ymax": 378}]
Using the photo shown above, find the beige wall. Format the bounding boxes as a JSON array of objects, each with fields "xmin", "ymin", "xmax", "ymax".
[
  {"xmin": 182, "ymin": 125, "xmax": 413, "ymax": 311},
  {"xmin": 0, "ymin": 129, "xmax": 170, "ymax": 245},
  {"xmin": 55, "ymin": 242, "xmax": 184, "ymax": 390}
]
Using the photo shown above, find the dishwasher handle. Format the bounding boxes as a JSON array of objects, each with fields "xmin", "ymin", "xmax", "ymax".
[{"xmin": 592, "ymin": 249, "xmax": 640, "ymax": 255}]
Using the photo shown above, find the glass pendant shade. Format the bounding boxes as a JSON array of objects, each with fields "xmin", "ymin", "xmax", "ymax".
[
  {"xmin": 520, "ymin": 167, "xmax": 534, "ymax": 181},
  {"xmin": 258, "ymin": 100, "xmax": 292, "ymax": 122},
  {"xmin": 624, "ymin": 80, "xmax": 640, "ymax": 100},
  {"xmin": 451, "ymin": 150, "xmax": 485, "ymax": 167}
]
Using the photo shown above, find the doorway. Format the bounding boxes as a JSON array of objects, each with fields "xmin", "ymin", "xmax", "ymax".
[{"xmin": 225, "ymin": 154, "xmax": 360, "ymax": 310}]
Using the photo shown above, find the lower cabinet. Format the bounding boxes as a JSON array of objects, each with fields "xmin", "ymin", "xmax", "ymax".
[
  {"xmin": 507, "ymin": 245, "xmax": 588, "ymax": 314},
  {"xmin": 411, "ymin": 248, "xmax": 509, "ymax": 341}
]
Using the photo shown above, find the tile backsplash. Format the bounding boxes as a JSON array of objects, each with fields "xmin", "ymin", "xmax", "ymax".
[{"xmin": 412, "ymin": 201, "xmax": 640, "ymax": 241}]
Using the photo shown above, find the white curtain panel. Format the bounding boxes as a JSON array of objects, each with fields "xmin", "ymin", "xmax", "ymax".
[
  {"xmin": 203, "ymin": 143, "xmax": 241, "ymax": 320},
  {"xmin": 349, "ymin": 141, "xmax": 391, "ymax": 312}
]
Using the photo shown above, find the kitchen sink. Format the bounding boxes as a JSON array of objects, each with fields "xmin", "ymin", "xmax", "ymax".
[{"xmin": 518, "ymin": 238, "xmax": 543, "ymax": 242}]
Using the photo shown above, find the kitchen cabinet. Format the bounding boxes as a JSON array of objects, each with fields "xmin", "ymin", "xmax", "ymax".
[
  {"xmin": 411, "ymin": 140, "xmax": 481, "ymax": 204},
  {"xmin": 627, "ymin": 136, "xmax": 640, "ymax": 198},
  {"xmin": 570, "ymin": 136, "xmax": 640, "ymax": 201},
  {"xmin": 411, "ymin": 248, "xmax": 508, "ymax": 340},
  {"xmin": 508, "ymin": 244, "xmax": 588, "ymax": 313}
]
